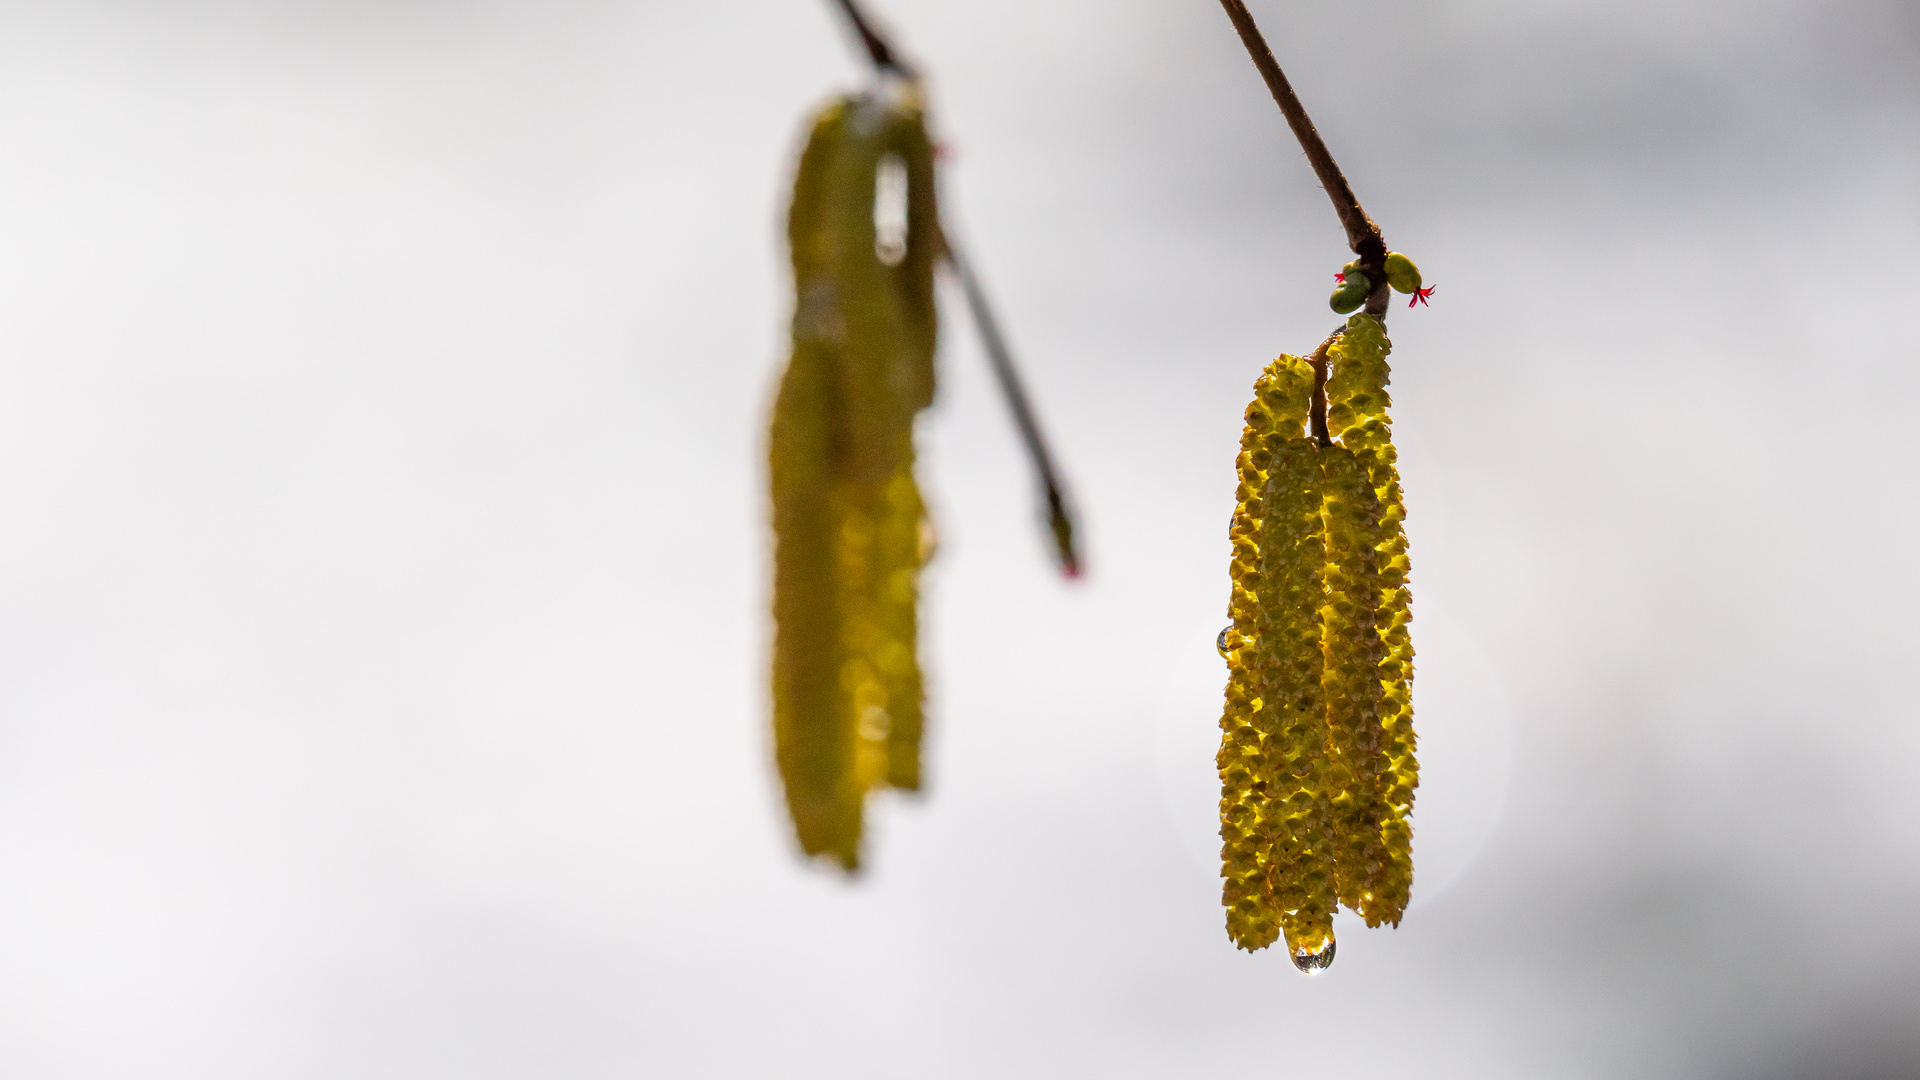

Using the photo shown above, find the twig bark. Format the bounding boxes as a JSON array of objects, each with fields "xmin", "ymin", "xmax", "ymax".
[
  {"xmin": 1306, "ymin": 327, "xmax": 1343, "ymax": 447},
  {"xmin": 946, "ymin": 244, "xmax": 1080, "ymax": 576},
  {"xmin": 1215, "ymin": 0, "xmax": 1390, "ymax": 318},
  {"xmin": 829, "ymin": 0, "xmax": 916, "ymax": 78}
]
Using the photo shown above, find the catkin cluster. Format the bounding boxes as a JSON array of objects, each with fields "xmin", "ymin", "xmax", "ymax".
[
  {"xmin": 770, "ymin": 88, "xmax": 941, "ymax": 871},
  {"xmin": 1219, "ymin": 313, "xmax": 1416, "ymax": 957}
]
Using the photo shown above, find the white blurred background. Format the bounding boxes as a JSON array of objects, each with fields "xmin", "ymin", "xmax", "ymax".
[{"xmin": 0, "ymin": 1, "xmax": 1914, "ymax": 1076}]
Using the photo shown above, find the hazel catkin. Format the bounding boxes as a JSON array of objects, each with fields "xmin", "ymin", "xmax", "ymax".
[
  {"xmin": 771, "ymin": 87, "xmax": 942, "ymax": 871},
  {"xmin": 1317, "ymin": 443, "xmax": 1394, "ymax": 926},
  {"xmin": 1220, "ymin": 312, "xmax": 1418, "ymax": 958},
  {"xmin": 1259, "ymin": 437, "xmax": 1336, "ymax": 957},
  {"xmin": 1219, "ymin": 354, "xmax": 1315, "ymax": 951},
  {"xmin": 1325, "ymin": 313, "xmax": 1416, "ymax": 924}
]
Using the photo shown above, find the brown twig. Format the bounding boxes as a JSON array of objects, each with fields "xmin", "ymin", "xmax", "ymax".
[
  {"xmin": 1215, "ymin": 0, "xmax": 1390, "ymax": 318},
  {"xmin": 823, "ymin": 0, "xmax": 1082, "ymax": 577},
  {"xmin": 946, "ymin": 244, "xmax": 1081, "ymax": 577},
  {"xmin": 829, "ymin": 0, "xmax": 916, "ymax": 77},
  {"xmin": 1307, "ymin": 327, "xmax": 1344, "ymax": 447}
]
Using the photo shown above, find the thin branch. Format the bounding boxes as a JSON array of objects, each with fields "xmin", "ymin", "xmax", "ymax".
[
  {"xmin": 946, "ymin": 243, "xmax": 1081, "ymax": 577},
  {"xmin": 829, "ymin": 0, "xmax": 916, "ymax": 78},
  {"xmin": 1215, "ymin": 0, "xmax": 1391, "ymax": 317},
  {"xmin": 1306, "ymin": 327, "xmax": 1344, "ymax": 447},
  {"xmin": 823, "ymin": 0, "xmax": 1084, "ymax": 577}
]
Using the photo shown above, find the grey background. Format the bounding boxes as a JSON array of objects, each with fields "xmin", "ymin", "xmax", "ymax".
[{"xmin": 0, "ymin": 1, "xmax": 1914, "ymax": 1076}]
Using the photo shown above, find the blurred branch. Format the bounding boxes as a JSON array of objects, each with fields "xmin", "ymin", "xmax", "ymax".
[
  {"xmin": 823, "ymin": 0, "xmax": 1084, "ymax": 578},
  {"xmin": 945, "ymin": 243, "xmax": 1081, "ymax": 578},
  {"xmin": 829, "ymin": 0, "xmax": 916, "ymax": 78},
  {"xmin": 1215, "ymin": 0, "xmax": 1391, "ymax": 317}
]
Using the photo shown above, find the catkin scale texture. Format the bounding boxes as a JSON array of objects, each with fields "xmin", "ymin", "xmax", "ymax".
[
  {"xmin": 1219, "ymin": 356, "xmax": 1315, "ymax": 952},
  {"xmin": 771, "ymin": 91, "xmax": 940, "ymax": 871},
  {"xmin": 1261, "ymin": 439, "xmax": 1335, "ymax": 956},
  {"xmin": 1319, "ymin": 446, "xmax": 1389, "ymax": 922},
  {"xmin": 1220, "ymin": 314, "xmax": 1418, "ymax": 952},
  {"xmin": 1219, "ymin": 419, "xmax": 1275, "ymax": 951},
  {"xmin": 1326, "ymin": 314, "xmax": 1415, "ymax": 925}
]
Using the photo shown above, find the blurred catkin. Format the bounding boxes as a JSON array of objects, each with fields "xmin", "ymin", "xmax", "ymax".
[
  {"xmin": 1220, "ymin": 313, "xmax": 1416, "ymax": 955},
  {"xmin": 771, "ymin": 87, "xmax": 940, "ymax": 871}
]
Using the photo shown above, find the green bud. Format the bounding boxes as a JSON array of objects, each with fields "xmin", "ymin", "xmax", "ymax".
[
  {"xmin": 1384, "ymin": 252, "xmax": 1421, "ymax": 295},
  {"xmin": 1329, "ymin": 270, "xmax": 1370, "ymax": 314}
]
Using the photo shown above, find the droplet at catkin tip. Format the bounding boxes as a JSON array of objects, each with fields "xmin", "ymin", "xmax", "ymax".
[{"xmin": 1290, "ymin": 936, "xmax": 1336, "ymax": 975}]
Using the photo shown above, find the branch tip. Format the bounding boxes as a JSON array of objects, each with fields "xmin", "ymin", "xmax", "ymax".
[{"xmin": 1214, "ymin": 1, "xmax": 1388, "ymax": 292}]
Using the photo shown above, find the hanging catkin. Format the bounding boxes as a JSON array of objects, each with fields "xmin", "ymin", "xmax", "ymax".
[
  {"xmin": 1259, "ymin": 434, "xmax": 1338, "ymax": 956},
  {"xmin": 1325, "ymin": 313, "xmax": 1415, "ymax": 921},
  {"xmin": 1220, "ymin": 305, "xmax": 1418, "ymax": 963},
  {"xmin": 1220, "ymin": 355, "xmax": 1320, "ymax": 951},
  {"xmin": 770, "ymin": 87, "xmax": 940, "ymax": 871}
]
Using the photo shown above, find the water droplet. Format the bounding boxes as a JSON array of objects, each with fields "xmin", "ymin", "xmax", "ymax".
[
  {"xmin": 1216, "ymin": 627, "xmax": 1234, "ymax": 656},
  {"xmin": 873, "ymin": 154, "xmax": 910, "ymax": 267},
  {"xmin": 1290, "ymin": 936, "xmax": 1336, "ymax": 975}
]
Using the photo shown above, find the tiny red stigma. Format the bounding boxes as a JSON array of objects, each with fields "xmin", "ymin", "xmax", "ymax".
[{"xmin": 1409, "ymin": 285, "xmax": 1436, "ymax": 308}]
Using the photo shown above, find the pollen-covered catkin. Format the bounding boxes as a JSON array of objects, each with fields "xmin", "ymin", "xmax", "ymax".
[
  {"xmin": 771, "ymin": 88, "xmax": 941, "ymax": 871},
  {"xmin": 1221, "ymin": 310, "xmax": 1420, "ymax": 956},
  {"xmin": 1219, "ymin": 355, "xmax": 1314, "ymax": 951},
  {"xmin": 1259, "ymin": 437, "xmax": 1335, "ymax": 957},
  {"xmin": 876, "ymin": 464, "xmax": 928, "ymax": 790},
  {"xmin": 1318, "ymin": 445, "xmax": 1389, "ymax": 920},
  {"xmin": 1326, "ymin": 313, "xmax": 1416, "ymax": 924},
  {"xmin": 771, "ymin": 325, "xmax": 861, "ymax": 866}
]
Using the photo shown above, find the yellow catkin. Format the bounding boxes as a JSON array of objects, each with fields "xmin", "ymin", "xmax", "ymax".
[
  {"xmin": 1220, "ymin": 355, "xmax": 1314, "ymax": 951},
  {"xmin": 1260, "ymin": 437, "xmax": 1336, "ymax": 956},
  {"xmin": 1222, "ymin": 313, "xmax": 1419, "ymax": 955},
  {"xmin": 875, "ymin": 464, "xmax": 928, "ymax": 790},
  {"xmin": 771, "ymin": 89, "xmax": 941, "ymax": 871},
  {"xmin": 1318, "ymin": 444, "xmax": 1389, "ymax": 922},
  {"xmin": 1326, "ymin": 313, "xmax": 1416, "ymax": 924}
]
